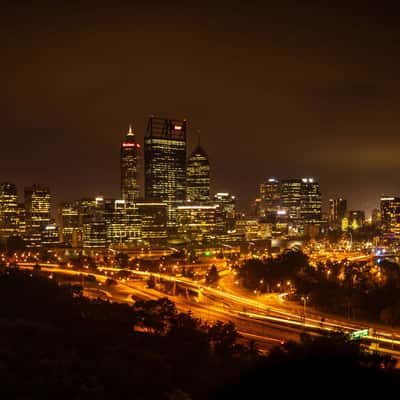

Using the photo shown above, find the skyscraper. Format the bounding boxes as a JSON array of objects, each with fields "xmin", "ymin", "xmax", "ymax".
[
  {"xmin": 329, "ymin": 198, "xmax": 347, "ymax": 226},
  {"xmin": 186, "ymin": 145, "xmax": 210, "ymax": 202},
  {"xmin": 121, "ymin": 125, "xmax": 140, "ymax": 204},
  {"xmin": 144, "ymin": 117, "xmax": 187, "ymax": 226},
  {"xmin": 281, "ymin": 178, "xmax": 302, "ymax": 222},
  {"xmin": 24, "ymin": 185, "xmax": 51, "ymax": 247},
  {"xmin": 260, "ymin": 178, "xmax": 281, "ymax": 218},
  {"xmin": 214, "ymin": 192, "xmax": 236, "ymax": 232},
  {"xmin": 260, "ymin": 177, "xmax": 322, "ymax": 237},
  {"xmin": 300, "ymin": 178, "xmax": 322, "ymax": 225},
  {"xmin": 0, "ymin": 182, "xmax": 19, "ymax": 239},
  {"xmin": 380, "ymin": 196, "xmax": 400, "ymax": 237},
  {"xmin": 57, "ymin": 201, "xmax": 80, "ymax": 246}
]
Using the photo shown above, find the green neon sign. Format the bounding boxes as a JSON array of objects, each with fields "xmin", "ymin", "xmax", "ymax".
[{"xmin": 349, "ymin": 329, "xmax": 369, "ymax": 340}]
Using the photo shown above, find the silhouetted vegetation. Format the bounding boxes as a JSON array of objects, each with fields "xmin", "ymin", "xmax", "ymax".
[
  {"xmin": 205, "ymin": 264, "xmax": 219, "ymax": 285},
  {"xmin": 239, "ymin": 250, "xmax": 400, "ymax": 324},
  {"xmin": 1, "ymin": 268, "xmax": 399, "ymax": 398},
  {"xmin": 212, "ymin": 332, "xmax": 400, "ymax": 398},
  {"xmin": 0, "ymin": 269, "xmax": 259, "ymax": 399}
]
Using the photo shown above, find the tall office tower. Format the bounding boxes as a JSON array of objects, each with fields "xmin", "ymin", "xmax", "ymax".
[
  {"xmin": 24, "ymin": 185, "xmax": 51, "ymax": 247},
  {"xmin": 214, "ymin": 192, "xmax": 236, "ymax": 232},
  {"xmin": 57, "ymin": 202, "xmax": 80, "ymax": 246},
  {"xmin": 186, "ymin": 145, "xmax": 210, "ymax": 202},
  {"xmin": 281, "ymin": 179, "xmax": 302, "ymax": 222},
  {"xmin": 328, "ymin": 197, "xmax": 347, "ymax": 226},
  {"xmin": 300, "ymin": 178, "xmax": 322, "ymax": 225},
  {"xmin": 380, "ymin": 196, "xmax": 400, "ymax": 237},
  {"xmin": 81, "ymin": 196, "xmax": 108, "ymax": 248},
  {"xmin": 0, "ymin": 182, "xmax": 19, "ymax": 239},
  {"xmin": 121, "ymin": 125, "xmax": 140, "ymax": 204},
  {"xmin": 144, "ymin": 117, "xmax": 187, "ymax": 226},
  {"xmin": 260, "ymin": 178, "xmax": 281, "ymax": 218}
]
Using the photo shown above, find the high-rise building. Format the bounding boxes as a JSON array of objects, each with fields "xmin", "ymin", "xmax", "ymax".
[
  {"xmin": 82, "ymin": 196, "xmax": 107, "ymax": 248},
  {"xmin": 57, "ymin": 201, "xmax": 80, "ymax": 246},
  {"xmin": 121, "ymin": 125, "xmax": 140, "ymax": 204},
  {"xmin": 177, "ymin": 204, "xmax": 219, "ymax": 241},
  {"xmin": 380, "ymin": 196, "xmax": 400, "ymax": 237},
  {"xmin": 24, "ymin": 185, "xmax": 51, "ymax": 247},
  {"xmin": 136, "ymin": 201, "xmax": 168, "ymax": 242},
  {"xmin": 259, "ymin": 177, "xmax": 322, "ymax": 237},
  {"xmin": 107, "ymin": 199, "xmax": 141, "ymax": 245},
  {"xmin": 186, "ymin": 145, "xmax": 210, "ymax": 202},
  {"xmin": 41, "ymin": 223, "xmax": 60, "ymax": 246},
  {"xmin": 281, "ymin": 179, "xmax": 302, "ymax": 222},
  {"xmin": 300, "ymin": 178, "xmax": 322, "ymax": 225},
  {"xmin": 260, "ymin": 178, "xmax": 281, "ymax": 218},
  {"xmin": 16, "ymin": 204, "xmax": 26, "ymax": 236},
  {"xmin": 0, "ymin": 182, "xmax": 19, "ymax": 239},
  {"xmin": 214, "ymin": 192, "xmax": 236, "ymax": 232},
  {"xmin": 329, "ymin": 198, "xmax": 347, "ymax": 226},
  {"xmin": 144, "ymin": 117, "xmax": 187, "ymax": 226}
]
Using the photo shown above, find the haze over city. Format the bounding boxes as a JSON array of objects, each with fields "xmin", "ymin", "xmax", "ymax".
[{"xmin": 2, "ymin": 2, "xmax": 400, "ymax": 212}]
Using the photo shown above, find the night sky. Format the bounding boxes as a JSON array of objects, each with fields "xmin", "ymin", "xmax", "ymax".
[{"xmin": 2, "ymin": 2, "xmax": 400, "ymax": 214}]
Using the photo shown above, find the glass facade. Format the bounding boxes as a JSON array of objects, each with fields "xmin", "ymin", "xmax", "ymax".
[
  {"xmin": 300, "ymin": 178, "xmax": 322, "ymax": 225},
  {"xmin": 260, "ymin": 178, "xmax": 281, "ymax": 218},
  {"xmin": 380, "ymin": 196, "xmax": 400, "ymax": 237},
  {"xmin": 136, "ymin": 202, "xmax": 168, "ymax": 242},
  {"xmin": 24, "ymin": 185, "xmax": 51, "ymax": 247},
  {"xmin": 328, "ymin": 197, "xmax": 347, "ymax": 226},
  {"xmin": 144, "ymin": 117, "xmax": 187, "ymax": 226},
  {"xmin": 186, "ymin": 145, "xmax": 210, "ymax": 202},
  {"xmin": 0, "ymin": 182, "xmax": 19, "ymax": 239}
]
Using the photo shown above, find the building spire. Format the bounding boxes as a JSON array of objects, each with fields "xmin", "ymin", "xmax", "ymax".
[{"xmin": 127, "ymin": 124, "xmax": 134, "ymax": 137}]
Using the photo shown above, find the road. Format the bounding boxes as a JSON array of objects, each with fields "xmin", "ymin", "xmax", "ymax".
[{"xmin": 17, "ymin": 262, "xmax": 400, "ymax": 358}]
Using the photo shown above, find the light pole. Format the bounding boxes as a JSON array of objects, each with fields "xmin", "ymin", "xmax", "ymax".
[
  {"xmin": 301, "ymin": 296, "xmax": 309, "ymax": 325},
  {"xmin": 254, "ymin": 289, "xmax": 259, "ymax": 309}
]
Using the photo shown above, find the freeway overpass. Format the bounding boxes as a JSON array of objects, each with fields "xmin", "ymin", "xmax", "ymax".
[{"xmin": 17, "ymin": 262, "xmax": 400, "ymax": 358}]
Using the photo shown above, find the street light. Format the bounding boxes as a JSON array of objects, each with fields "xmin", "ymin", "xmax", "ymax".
[
  {"xmin": 254, "ymin": 289, "xmax": 259, "ymax": 308},
  {"xmin": 301, "ymin": 296, "xmax": 309, "ymax": 325}
]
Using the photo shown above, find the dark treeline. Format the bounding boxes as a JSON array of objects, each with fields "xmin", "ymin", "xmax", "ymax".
[
  {"xmin": 1, "ymin": 268, "xmax": 399, "ymax": 398},
  {"xmin": 0, "ymin": 268, "xmax": 258, "ymax": 399},
  {"xmin": 238, "ymin": 251, "xmax": 400, "ymax": 325}
]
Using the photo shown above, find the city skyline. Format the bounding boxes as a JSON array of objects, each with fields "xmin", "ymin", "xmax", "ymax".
[
  {"xmin": 3, "ymin": 3, "xmax": 400, "ymax": 213},
  {"xmin": 1, "ymin": 120, "xmax": 395, "ymax": 217}
]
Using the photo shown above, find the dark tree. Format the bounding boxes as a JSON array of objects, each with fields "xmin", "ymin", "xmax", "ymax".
[{"xmin": 206, "ymin": 264, "xmax": 219, "ymax": 284}]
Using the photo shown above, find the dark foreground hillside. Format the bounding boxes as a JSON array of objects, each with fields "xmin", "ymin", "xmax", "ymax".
[{"xmin": 0, "ymin": 268, "xmax": 399, "ymax": 399}]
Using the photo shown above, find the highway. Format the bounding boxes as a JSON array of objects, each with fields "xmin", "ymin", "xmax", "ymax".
[{"xmin": 17, "ymin": 262, "xmax": 400, "ymax": 357}]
